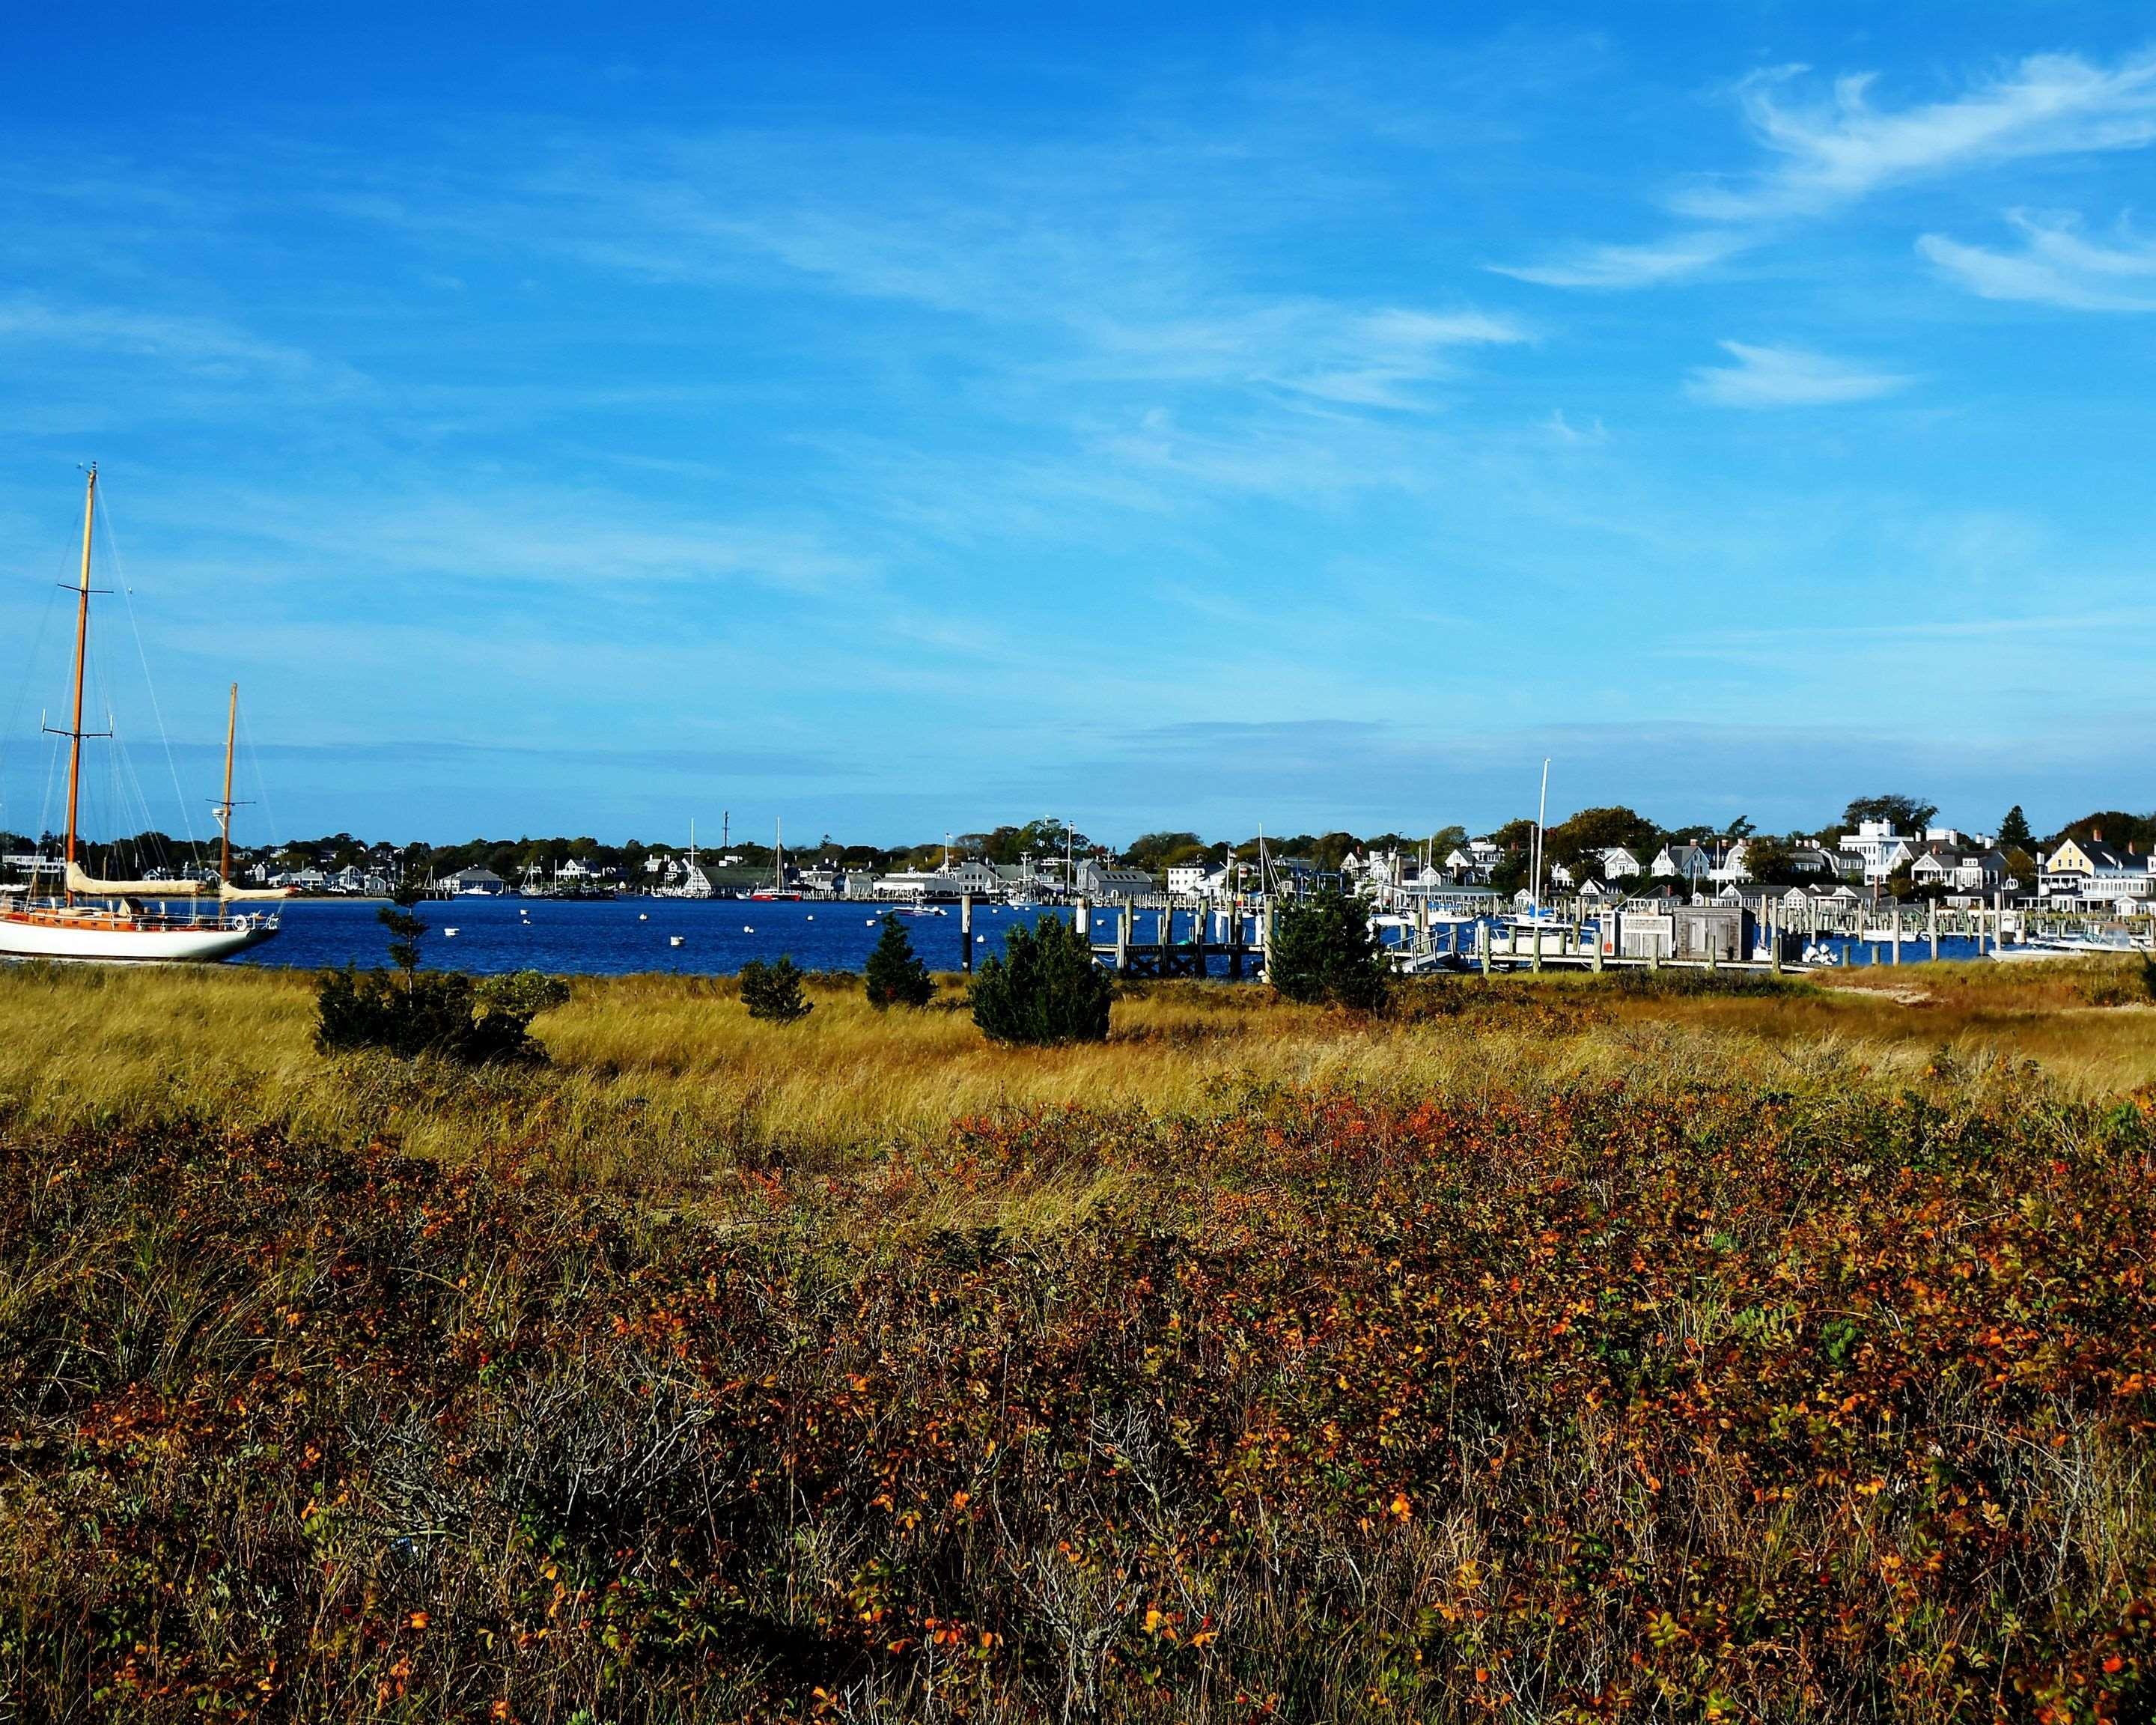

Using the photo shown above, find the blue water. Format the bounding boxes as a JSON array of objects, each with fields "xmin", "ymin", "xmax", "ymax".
[
  {"xmin": 237, "ymin": 898, "xmax": 2012, "ymax": 979},
  {"xmin": 235, "ymin": 898, "xmax": 1257, "ymax": 978}
]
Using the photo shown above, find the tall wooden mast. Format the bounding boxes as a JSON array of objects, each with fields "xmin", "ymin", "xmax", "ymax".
[
  {"xmin": 216, "ymin": 683, "xmax": 239, "ymax": 889},
  {"xmin": 62, "ymin": 465, "xmax": 97, "ymax": 904}
]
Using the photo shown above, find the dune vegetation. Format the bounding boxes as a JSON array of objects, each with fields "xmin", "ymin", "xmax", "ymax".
[{"xmin": 1, "ymin": 955, "xmax": 2154, "ymax": 1721}]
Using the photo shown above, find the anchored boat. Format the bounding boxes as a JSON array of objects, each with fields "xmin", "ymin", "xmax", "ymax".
[{"xmin": 0, "ymin": 467, "xmax": 286, "ymax": 963}]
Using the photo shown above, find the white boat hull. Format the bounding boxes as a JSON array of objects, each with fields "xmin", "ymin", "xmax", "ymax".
[{"xmin": 0, "ymin": 913, "xmax": 274, "ymax": 963}]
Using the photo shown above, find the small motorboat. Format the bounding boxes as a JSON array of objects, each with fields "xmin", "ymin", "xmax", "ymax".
[
  {"xmin": 670, "ymin": 934, "xmax": 684, "ymax": 947},
  {"xmin": 445, "ymin": 928, "xmax": 459, "ymax": 937}
]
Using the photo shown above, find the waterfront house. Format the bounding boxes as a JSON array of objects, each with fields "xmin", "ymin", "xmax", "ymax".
[
  {"xmin": 1072, "ymin": 860, "xmax": 1156, "ymax": 900},
  {"xmin": 443, "ymin": 865, "xmax": 507, "ymax": 895},
  {"xmin": 1910, "ymin": 845, "xmax": 2012, "ymax": 895},
  {"xmin": 1706, "ymin": 840, "xmax": 1752, "ymax": 884},
  {"xmin": 1599, "ymin": 847, "xmax": 1644, "ymax": 880},
  {"xmin": 1445, "ymin": 840, "xmax": 1504, "ymax": 884},
  {"xmin": 1650, "ymin": 845, "xmax": 1712, "ymax": 883},
  {"xmin": 1165, "ymin": 862, "xmax": 1211, "ymax": 897},
  {"xmin": 1839, "ymin": 821, "xmax": 1916, "ymax": 883},
  {"xmin": 1786, "ymin": 845, "xmax": 1862, "ymax": 880},
  {"xmin": 2039, "ymin": 837, "xmax": 2154, "ymax": 904}
]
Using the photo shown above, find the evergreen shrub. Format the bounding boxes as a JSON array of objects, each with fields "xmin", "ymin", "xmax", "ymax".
[
  {"xmin": 1267, "ymin": 889, "xmax": 1390, "ymax": 1012},
  {"xmin": 970, "ymin": 915, "xmax": 1111, "ymax": 1045},
  {"xmin": 864, "ymin": 914, "xmax": 935, "ymax": 1008},
  {"xmin": 739, "ymin": 956, "xmax": 813, "ymax": 1023}
]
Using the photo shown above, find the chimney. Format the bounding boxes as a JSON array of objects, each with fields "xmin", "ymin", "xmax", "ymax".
[{"xmin": 2092, "ymin": 827, "xmax": 2104, "ymax": 842}]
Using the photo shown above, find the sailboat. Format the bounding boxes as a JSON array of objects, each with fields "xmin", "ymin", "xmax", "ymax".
[
  {"xmin": 0, "ymin": 467, "xmax": 285, "ymax": 962},
  {"xmin": 656, "ymin": 820, "xmax": 713, "ymax": 898},
  {"xmin": 749, "ymin": 816, "xmax": 801, "ymax": 900}
]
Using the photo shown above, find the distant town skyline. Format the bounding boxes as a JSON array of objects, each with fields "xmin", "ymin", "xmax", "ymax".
[{"xmin": 2, "ymin": 4, "xmax": 2152, "ymax": 846}]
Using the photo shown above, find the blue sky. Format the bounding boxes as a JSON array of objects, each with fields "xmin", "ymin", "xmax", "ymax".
[{"xmin": 2, "ymin": 3, "xmax": 2153, "ymax": 848}]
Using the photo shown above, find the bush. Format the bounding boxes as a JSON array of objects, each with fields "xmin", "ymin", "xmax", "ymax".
[
  {"xmin": 1267, "ymin": 889, "xmax": 1389, "ymax": 1012},
  {"xmin": 314, "ymin": 967, "xmax": 558, "ymax": 1063},
  {"xmin": 863, "ymin": 913, "xmax": 934, "ymax": 1008},
  {"xmin": 738, "ymin": 956, "xmax": 813, "ymax": 1023},
  {"xmin": 970, "ymin": 914, "xmax": 1111, "ymax": 1045},
  {"xmin": 475, "ymin": 969, "xmax": 573, "ymax": 1019},
  {"xmin": 2079, "ymin": 959, "xmax": 2156, "ymax": 1007}
]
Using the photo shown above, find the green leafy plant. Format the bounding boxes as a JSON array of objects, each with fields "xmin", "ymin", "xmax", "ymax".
[
  {"xmin": 377, "ymin": 879, "xmax": 427, "ymax": 985},
  {"xmin": 314, "ymin": 967, "xmax": 556, "ymax": 1063},
  {"xmin": 1267, "ymin": 888, "xmax": 1389, "ymax": 1012},
  {"xmin": 738, "ymin": 956, "xmax": 813, "ymax": 1023},
  {"xmin": 314, "ymin": 874, "xmax": 564, "ymax": 1063},
  {"xmin": 863, "ymin": 913, "xmax": 935, "ymax": 1009},
  {"xmin": 970, "ymin": 913, "xmax": 1111, "ymax": 1044}
]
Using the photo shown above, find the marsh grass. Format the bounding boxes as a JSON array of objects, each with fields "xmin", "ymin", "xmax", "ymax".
[
  {"xmin": 1, "ymin": 959, "xmax": 2153, "ymax": 1200},
  {"xmin": 4, "ymin": 956, "xmax": 2156, "ymax": 1721}
]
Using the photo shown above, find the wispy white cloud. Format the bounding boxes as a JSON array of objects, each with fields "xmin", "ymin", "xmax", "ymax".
[
  {"xmin": 1681, "ymin": 53, "xmax": 2156, "ymax": 221},
  {"xmin": 1504, "ymin": 49, "xmax": 2156, "ymax": 292},
  {"xmin": 1082, "ymin": 303, "xmax": 1529, "ymax": 407},
  {"xmin": 1685, "ymin": 341, "xmax": 1912, "ymax": 408},
  {"xmin": 0, "ymin": 296, "xmax": 331, "ymax": 380},
  {"xmin": 1491, "ymin": 231, "xmax": 1745, "ymax": 289},
  {"xmin": 1919, "ymin": 209, "xmax": 2156, "ymax": 310}
]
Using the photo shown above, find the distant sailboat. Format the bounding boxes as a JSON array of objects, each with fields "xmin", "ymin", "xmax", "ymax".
[
  {"xmin": 657, "ymin": 820, "xmax": 713, "ymax": 898},
  {"xmin": 0, "ymin": 469, "xmax": 285, "ymax": 962},
  {"xmin": 749, "ymin": 815, "xmax": 802, "ymax": 900}
]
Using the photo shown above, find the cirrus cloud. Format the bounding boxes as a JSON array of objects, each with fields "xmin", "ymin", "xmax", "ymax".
[{"xmin": 1685, "ymin": 341, "xmax": 1913, "ymax": 409}]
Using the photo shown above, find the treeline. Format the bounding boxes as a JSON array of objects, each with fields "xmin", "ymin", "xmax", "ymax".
[{"xmin": 9, "ymin": 797, "xmax": 2150, "ymax": 886}]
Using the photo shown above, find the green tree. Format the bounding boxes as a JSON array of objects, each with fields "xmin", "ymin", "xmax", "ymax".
[
  {"xmin": 1997, "ymin": 806, "xmax": 2032, "ymax": 851},
  {"xmin": 1121, "ymin": 830, "xmax": 1206, "ymax": 871},
  {"xmin": 1309, "ymin": 831, "xmax": 1363, "ymax": 874},
  {"xmin": 863, "ymin": 914, "xmax": 934, "ymax": 1009},
  {"xmin": 1844, "ymin": 794, "xmax": 1937, "ymax": 835},
  {"xmin": 738, "ymin": 957, "xmax": 813, "ymax": 1023},
  {"xmin": 377, "ymin": 880, "xmax": 428, "ymax": 990},
  {"xmin": 970, "ymin": 916, "xmax": 1111, "ymax": 1046},
  {"xmin": 314, "ymin": 967, "xmax": 564, "ymax": 1064},
  {"xmin": 1267, "ymin": 889, "xmax": 1389, "ymax": 1013},
  {"xmin": 1542, "ymin": 806, "xmax": 1657, "ymax": 876},
  {"xmin": 2049, "ymin": 809, "xmax": 2156, "ymax": 850},
  {"xmin": 1740, "ymin": 836, "xmax": 1806, "ymax": 886}
]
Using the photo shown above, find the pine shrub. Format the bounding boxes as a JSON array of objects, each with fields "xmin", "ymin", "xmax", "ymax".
[
  {"xmin": 314, "ymin": 967, "xmax": 560, "ymax": 1063},
  {"xmin": 1267, "ymin": 889, "xmax": 1390, "ymax": 1012},
  {"xmin": 738, "ymin": 956, "xmax": 813, "ymax": 1023},
  {"xmin": 970, "ymin": 914, "xmax": 1111, "ymax": 1045},
  {"xmin": 863, "ymin": 913, "xmax": 935, "ymax": 1008}
]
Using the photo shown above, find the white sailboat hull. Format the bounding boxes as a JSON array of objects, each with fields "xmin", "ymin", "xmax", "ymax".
[{"xmin": 0, "ymin": 913, "xmax": 274, "ymax": 963}]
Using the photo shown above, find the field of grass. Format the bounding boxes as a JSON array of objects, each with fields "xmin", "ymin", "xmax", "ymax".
[{"xmin": 1, "ymin": 957, "xmax": 2154, "ymax": 1721}]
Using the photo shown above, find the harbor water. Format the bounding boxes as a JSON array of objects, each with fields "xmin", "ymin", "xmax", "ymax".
[{"xmin": 237, "ymin": 897, "xmax": 2039, "ymax": 978}]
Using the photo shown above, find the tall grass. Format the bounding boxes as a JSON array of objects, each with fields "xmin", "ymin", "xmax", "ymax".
[
  {"xmin": 4, "ymin": 957, "xmax": 2156, "ymax": 1720},
  {"xmin": 0, "ymin": 960, "xmax": 2151, "ymax": 1196}
]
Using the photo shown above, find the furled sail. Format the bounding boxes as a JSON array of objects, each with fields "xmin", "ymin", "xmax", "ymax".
[
  {"xmin": 66, "ymin": 860, "xmax": 205, "ymax": 898},
  {"xmin": 219, "ymin": 882, "xmax": 292, "ymax": 902}
]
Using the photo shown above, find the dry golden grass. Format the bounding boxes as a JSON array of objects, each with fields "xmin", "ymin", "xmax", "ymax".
[{"xmin": 0, "ymin": 956, "xmax": 2149, "ymax": 1197}]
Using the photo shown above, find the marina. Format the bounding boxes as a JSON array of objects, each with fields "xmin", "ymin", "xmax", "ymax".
[{"xmin": 215, "ymin": 889, "xmax": 2152, "ymax": 979}]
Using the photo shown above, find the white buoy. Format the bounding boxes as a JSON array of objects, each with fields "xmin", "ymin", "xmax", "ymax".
[
  {"xmin": 806, "ymin": 913, "xmax": 814, "ymax": 920},
  {"xmin": 976, "ymin": 934, "xmax": 985, "ymax": 943},
  {"xmin": 638, "ymin": 913, "xmax": 648, "ymax": 920},
  {"xmin": 743, "ymin": 925, "xmax": 754, "ymax": 934}
]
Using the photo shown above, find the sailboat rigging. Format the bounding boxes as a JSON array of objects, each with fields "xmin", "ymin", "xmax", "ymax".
[{"xmin": 0, "ymin": 467, "xmax": 285, "ymax": 962}]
